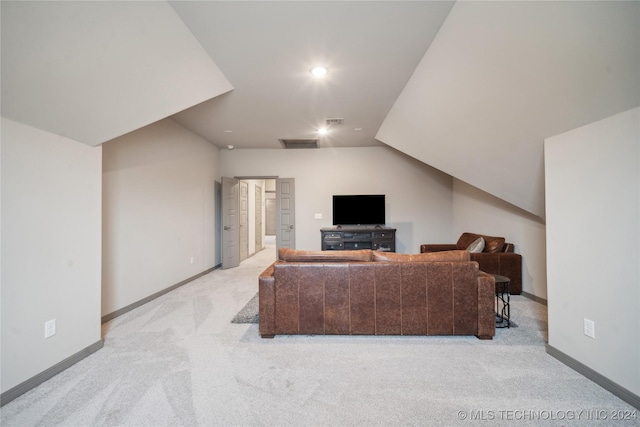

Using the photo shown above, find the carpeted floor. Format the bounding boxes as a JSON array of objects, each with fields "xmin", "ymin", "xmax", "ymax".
[{"xmin": 2, "ymin": 238, "xmax": 638, "ymax": 426}]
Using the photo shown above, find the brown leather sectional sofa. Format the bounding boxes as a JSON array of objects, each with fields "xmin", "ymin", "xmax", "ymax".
[
  {"xmin": 421, "ymin": 232, "xmax": 523, "ymax": 294},
  {"xmin": 259, "ymin": 248, "xmax": 496, "ymax": 340}
]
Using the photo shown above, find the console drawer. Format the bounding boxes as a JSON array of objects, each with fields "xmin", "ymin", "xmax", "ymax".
[
  {"xmin": 324, "ymin": 241, "xmax": 344, "ymax": 250},
  {"xmin": 323, "ymin": 232, "xmax": 343, "ymax": 240},
  {"xmin": 344, "ymin": 241, "xmax": 372, "ymax": 250},
  {"xmin": 373, "ymin": 231, "xmax": 393, "ymax": 239}
]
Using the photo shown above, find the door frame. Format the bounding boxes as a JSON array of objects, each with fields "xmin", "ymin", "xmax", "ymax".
[
  {"xmin": 255, "ymin": 184, "xmax": 263, "ymax": 251},
  {"xmin": 219, "ymin": 176, "xmax": 290, "ymax": 267}
]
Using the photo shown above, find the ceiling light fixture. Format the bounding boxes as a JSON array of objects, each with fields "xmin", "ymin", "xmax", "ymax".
[
  {"xmin": 310, "ymin": 66, "xmax": 328, "ymax": 77},
  {"xmin": 317, "ymin": 127, "xmax": 328, "ymax": 135},
  {"xmin": 227, "ymin": 145, "xmax": 234, "ymax": 150}
]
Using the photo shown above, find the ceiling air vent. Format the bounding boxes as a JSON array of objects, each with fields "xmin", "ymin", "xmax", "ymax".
[
  {"xmin": 325, "ymin": 118, "xmax": 344, "ymax": 126},
  {"xmin": 279, "ymin": 139, "xmax": 319, "ymax": 149}
]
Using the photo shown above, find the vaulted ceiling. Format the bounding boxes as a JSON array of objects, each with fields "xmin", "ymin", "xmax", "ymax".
[
  {"xmin": 168, "ymin": 1, "xmax": 454, "ymax": 149},
  {"xmin": 2, "ymin": 1, "xmax": 638, "ymax": 220}
]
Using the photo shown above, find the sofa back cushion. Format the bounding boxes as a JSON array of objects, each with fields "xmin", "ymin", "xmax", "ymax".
[
  {"xmin": 269, "ymin": 260, "xmax": 483, "ymax": 336},
  {"xmin": 372, "ymin": 250, "xmax": 470, "ymax": 262},
  {"xmin": 278, "ymin": 248, "xmax": 373, "ymax": 262},
  {"xmin": 457, "ymin": 232, "xmax": 505, "ymax": 253}
]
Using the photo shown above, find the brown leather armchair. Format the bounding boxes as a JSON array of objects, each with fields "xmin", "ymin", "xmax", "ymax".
[{"xmin": 420, "ymin": 232, "xmax": 523, "ymax": 294}]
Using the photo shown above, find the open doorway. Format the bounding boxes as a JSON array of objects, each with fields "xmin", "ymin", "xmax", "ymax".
[
  {"xmin": 219, "ymin": 177, "xmax": 293, "ymax": 269},
  {"xmin": 239, "ymin": 178, "xmax": 272, "ymax": 261}
]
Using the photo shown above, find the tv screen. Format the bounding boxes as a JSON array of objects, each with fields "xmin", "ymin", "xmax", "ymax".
[{"xmin": 332, "ymin": 195, "xmax": 385, "ymax": 226}]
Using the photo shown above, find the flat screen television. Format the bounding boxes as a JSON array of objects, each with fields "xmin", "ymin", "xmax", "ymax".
[{"xmin": 332, "ymin": 194, "xmax": 385, "ymax": 226}]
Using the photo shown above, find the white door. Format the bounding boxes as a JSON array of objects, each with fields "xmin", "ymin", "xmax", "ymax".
[
  {"xmin": 239, "ymin": 181, "xmax": 249, "ymax": 262},
  {"xmin": 276, "ymin": 178, "xmax": 295, "ymax": 251},
  {"xmin": 222, "ymin": 177, "xmax": 240, "ymax": 269}
]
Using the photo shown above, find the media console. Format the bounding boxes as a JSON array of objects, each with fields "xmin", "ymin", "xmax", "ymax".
[{"xmin": 321, "ymin": 227, "xmax": 396, "ymax": 252}]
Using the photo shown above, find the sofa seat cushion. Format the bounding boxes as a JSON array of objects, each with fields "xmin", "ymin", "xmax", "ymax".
[
  {"xmin": 278, "ymin": 248, "xmax": 372, "ymax": 262},
  {"xmin": 372, "ymin": 250, "xmax": 470, "ymax": 262},
  {"xmin": 457, "ymin": 232, "xmax": 505, "ymax": 253}
]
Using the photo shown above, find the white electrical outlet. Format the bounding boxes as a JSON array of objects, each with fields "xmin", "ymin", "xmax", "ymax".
[
  {"xmin": 45, "ymin": 319, "xmax": 56, "ymax": 339},
  {"xmin": 314, "ymin": 213, "xmax": 323, "ymax": 219},
  {"xmin": 584, "ymin": 318, "xmax": 595, "ymax": 339}
]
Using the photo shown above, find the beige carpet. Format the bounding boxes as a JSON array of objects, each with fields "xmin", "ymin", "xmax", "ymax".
[{"xmin": 2, "ymin": 240, "xmax": 637, "ymax": 426}]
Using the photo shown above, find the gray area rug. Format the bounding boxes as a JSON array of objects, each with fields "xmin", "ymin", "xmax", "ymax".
[{"xmin": 231, "ymin": 292, "xmax": 258, "ymax": 324}]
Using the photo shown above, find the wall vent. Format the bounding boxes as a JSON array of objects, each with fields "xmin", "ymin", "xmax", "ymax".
[
  {"xmin": 325, "ymin": 118, "xmax": 344, "ymax": 126},
  {"xmin": 279, "ymin": 139, "xmax": 319, "ymax": 149}
]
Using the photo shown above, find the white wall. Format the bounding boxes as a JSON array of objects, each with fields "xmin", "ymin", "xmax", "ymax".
[
  {"xmin": 102, "ymin": 119, "xmax": 220, "ymax": 317},
  {"xmin": 452, "ymin": 180, "xmax": 547, "ymax": 299},
  {"xmin": 220, "ymin": 146, "xmax": 453, "ymax": 253},
  {"xmin": 1, "ymin": 118, "xmax": 102, "ymax": 393},
  {"xmin": 545, "ymin": 108, "xmax": 639, "ymax": 396}
]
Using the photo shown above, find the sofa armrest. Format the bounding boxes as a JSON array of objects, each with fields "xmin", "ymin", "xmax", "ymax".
[
  {"xmin": 258, "ymin": 264, "xmax": 276, "ymax": 338},
  {"xmin": 476, "ymin": 272, "xmax": 496, "ymax": 339},
  {"xmin": 420, "ymin": 244, "xmax": 457, "ymax": 253}
]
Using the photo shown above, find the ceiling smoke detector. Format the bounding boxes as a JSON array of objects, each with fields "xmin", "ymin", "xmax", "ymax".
[{"xmin": 279, "ymin": 139, "xmax": 319, "ymax": 149}]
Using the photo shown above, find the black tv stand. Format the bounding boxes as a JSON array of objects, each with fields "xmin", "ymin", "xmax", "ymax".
[{"xmin": 321, "ymin": 226, "xmax": 396, "ymax": 252}]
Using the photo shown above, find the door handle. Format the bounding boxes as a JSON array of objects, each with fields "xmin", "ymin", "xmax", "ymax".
[
  {"xmin": 224, "ymin": 226, "xmax": 231, "ymax": 230},
  {"xmin": 289, "ymin": 225, "xmax": 295, "ymax": 229}
]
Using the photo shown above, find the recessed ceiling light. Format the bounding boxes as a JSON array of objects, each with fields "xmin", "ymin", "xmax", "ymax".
[
  {"xmin": 224, "ymin": 130, "xmax": 233, "ymax": 133},
  {"xmin": 310, "ymin": 66, "xmax": 328, "ymax": 77},
  {"xmin": 317, "ymin": 127, "xmax": 328, "ymax": 135},
  {"xmin": 227, "ymin": 145, "xmax": 234, "ymax": 150},
  {"xmin": 354, "ymin": 128, "xmax": 363, "ymax": 131}
]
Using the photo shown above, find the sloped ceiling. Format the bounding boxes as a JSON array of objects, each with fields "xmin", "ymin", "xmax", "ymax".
[
  {"xmin": 1, "ymin": 1, "xmax": 232, "ymax": 146},
  {"xmin": 169, "ymin": 1, "xmax": 455, "ymax": 149},
  {"xmin": 376, "ymin": 1, "xmax": 640, "ymax": 219}
]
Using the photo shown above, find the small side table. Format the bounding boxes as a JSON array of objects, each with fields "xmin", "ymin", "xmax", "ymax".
[{"xmin": 492, "ymin": 274, "xmax": 510, "ymax": 328}]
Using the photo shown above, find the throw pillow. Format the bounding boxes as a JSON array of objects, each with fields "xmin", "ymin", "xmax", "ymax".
[
  {"xmin": 483, "ymin": 236, "xmax": 506, "ymax": 253},
  {"xmin": 456, "ymin": 232, "xmax": 482, "ymax": 250},
  {"xmin": 466, "ymin": 237, "xmax": 485, "ymax": 253},
  {"xmin": 457, "ymin": 232, "xmax": 506, "ymax": 253}
]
